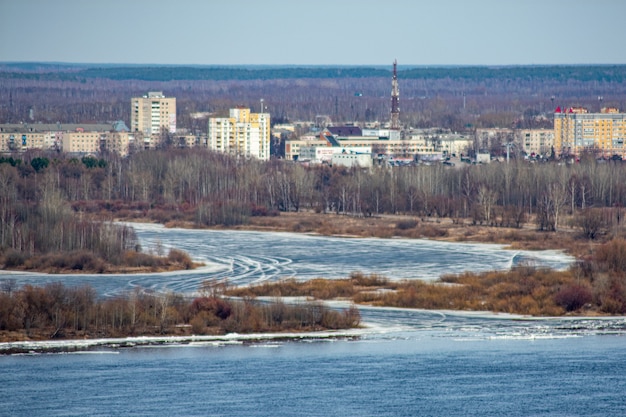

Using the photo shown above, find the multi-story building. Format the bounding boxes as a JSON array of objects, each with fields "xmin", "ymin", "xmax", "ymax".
[
  {"xmin": 61, "ymin": 129, "xmax": 102, "ymax": 154},
  {"xmin": 0, "ymin": 131, "xmax": 48, "ymax": 152},
  {"xmin": 61, "ymin": 130, "xmax": 135, "ymax": 157},
  {"xmin": 170, "ymin": 134, "xmax": 207, "ymax": 149},
  {"xmin": 100, "ymin": 131, "xmax": 133, "ymax": 157},
  {"xmin": 518, "ymin": 129, "xmax": 554, "ymax": 156},
  {"xmin": 0, "ymin": 123, "xmax": 111, "ymax": 153},
  {"xmin": 207, "ymin": 107, "xmax": 271, "ymax": 160},
  {"xmin": 474, "ymin": 128, "xmax": 515, "ymax": 154},
  {"xmin": 285, "ymin": 137, "xmax": 328, "ymax": 161},
  {"xmin": 131, "ymin": 91, "xmax": 176, "ymax": 146},
  {"xmin": 554, "ymin": 107, "xmax": 626, "ymax": 157}
]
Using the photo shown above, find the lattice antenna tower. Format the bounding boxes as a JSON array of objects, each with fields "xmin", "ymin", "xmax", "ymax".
[{"xmin": 390, "ymin": 59, "xmax": 400, "ymax": 130}]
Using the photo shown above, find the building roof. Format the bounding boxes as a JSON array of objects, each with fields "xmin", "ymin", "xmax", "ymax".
[
  {"xmin": 327, "ymin": 126, "xmax": 363, "ymax": 136},
  {"xmin": 0, "ymin": 123, "xmax": 116, "ymax": 133},
  {"xmin": 324, "ymin": 134, "xmax": 341, "ymax": 147},
  {"xmin": 112, "ymin": 120, "xmax": 130, "ymax": 132}
]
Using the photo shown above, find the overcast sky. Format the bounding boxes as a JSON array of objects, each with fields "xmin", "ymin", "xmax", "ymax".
[{"xmin": 1, "ymin": 0, "xmax": 625, "ymax": 66}]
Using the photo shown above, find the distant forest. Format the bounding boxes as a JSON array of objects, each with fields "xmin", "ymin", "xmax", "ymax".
[
  {"xmin": 3, "ymin": 63, "xmax": 626, "ymax": 82},
  {"xmin": 1, "ymin": 63, "xmax": 626, "ymax": 131}
]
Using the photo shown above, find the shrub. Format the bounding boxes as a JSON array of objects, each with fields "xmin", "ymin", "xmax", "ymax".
[
  {"xmin": 594, "ymin": 238, "xmax": 626, "ymax": 273},
  {"xmin": 190, "ymin": 297, "xmax": 232, "ymax": 320},
  {"xmin": 251, "ymin": 204, "xmax": 268, "ymax": 217},
  {"xmin": 396, "ymin": 219, "xmax": 418, "ymax": 230},
  {"xmin": 190, "ymin": 313, "xmax": 210, "ymax": 334},
  {"xmin": 167, "ymin": 249, "xmax": 193, "ymax": 269},
  {"xmin": 349, "ymin": 272, "xmax": 390, "ymax": 287},
  {"xmin": 419, "ymin": 225, "xmax": 448, "ymax": 238},
  {"xmin": 122, "ymin": 251, "xmax": 162, "ymax": 268},
  {"xmin": 597, "ymin": 278, "xmax": 626, "ymax": 314},
  {"xmin": 575, "ymin": 209, "xmax": 607, "ymax": 240},
  {"xmin": 292, "ymin": 220, "xmax": 316, "ymax": 232},
  {"xmin": 554, "ymin": 284, "xmax": 593, "ymax": 312},
  {"xmin": 3, "ymin": 250, "xmax": 26, "ymax": 268}
]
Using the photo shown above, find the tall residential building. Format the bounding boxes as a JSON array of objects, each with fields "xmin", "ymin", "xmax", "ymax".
[
  {"xmin": 554, "ymin": 107, "xmax": 626, "ymax": 157},
  {"xmin": 207, "ymin": 107, "xmax": 271, "ymax": 160},
  {"xmin": 130, "ymin": 92, "xmax": 176, "ymax": 142}
]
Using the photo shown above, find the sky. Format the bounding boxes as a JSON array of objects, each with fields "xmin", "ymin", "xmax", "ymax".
[{"xmin": 1, "ymin": 0, "xmax": 625, "ymax": 66}]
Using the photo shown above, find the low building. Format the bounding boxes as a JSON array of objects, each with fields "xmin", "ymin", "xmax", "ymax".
[
  {"xmin": 331, "ymin": 152, "xmax": 372, "ymax": 168},
  {"xmin": 285, "ymin": 138, "xmax": 328, "ymax": 161},
  {"xmin": 299, "ymin": 145, "xmax": 372, "ymax": 164},
  {"xmin": 476, "ymin": 152, "xmax": 491, "ymax": 164},
  {"xmin": 0, "ymin": 123, "xmax": 124, "ymax": 154}
]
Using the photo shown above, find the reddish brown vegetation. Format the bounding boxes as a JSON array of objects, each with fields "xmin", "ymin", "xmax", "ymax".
[
  {"xmin": 0, "ymin": 283, "xmax": 360, "ymax": 343},
  {"xmin": 227, "ymin": 239, "xmax": 626, "ymax": 316}
]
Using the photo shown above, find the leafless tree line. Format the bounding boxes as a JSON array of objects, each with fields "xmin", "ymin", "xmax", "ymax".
[
  {"xmin": 0, "ymin": 159, "xmax": 138, "ymax": 262},
  {"xmin": 2, "ymin": 150, "xmax": 625, "ymax": 247},
  {"xmin": 0, "ymin": 281, "xmax": 361, "ymax": 340},
  {"xmin": 2, "ymin": 74, "xmax": 625, "ymax": 131}
]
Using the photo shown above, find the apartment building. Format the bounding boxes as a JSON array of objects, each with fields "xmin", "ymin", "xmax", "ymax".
[
  {"xmin": 554, "ymin": 107, "xmax": 626, "ymax": 157},
  {"xmin": 61, "ymin": 130, "xmax": 102, "ymax": 154},
  {"xmin": 131, "ymin": 92, "xmax": 176, "ymax": 146},
  {"xmin": 207, "ymin": 107, "xmax": 271, "ymax": 160},
  {"xmin": 0, "ymin": 131, "xmax": 49, "ymax": 152},
  {"xmin": 518, "ymin": 129, "xmax": 554, "ymax": 156},
  {"xmin": 0, "ymin": 122, "xmax": 114, "ymax": 153},
  {"xmin": 61, "ymin": 130, "xmax": 134, "ymax": 156}
]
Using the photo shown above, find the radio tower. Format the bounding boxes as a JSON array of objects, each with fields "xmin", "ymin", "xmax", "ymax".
[{"xmin": 390, "ymin": 59, "xmax": 400, "ymax": 130}]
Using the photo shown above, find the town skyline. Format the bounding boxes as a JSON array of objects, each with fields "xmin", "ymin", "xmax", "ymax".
[{"xmin": 1, "ymin": 0, "xmax": 626, "ymax": 66}]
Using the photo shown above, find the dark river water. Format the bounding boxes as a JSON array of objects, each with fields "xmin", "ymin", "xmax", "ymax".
[{"xmin": 2, "ymin": 224, "xmax": 625, "ymax": 416}]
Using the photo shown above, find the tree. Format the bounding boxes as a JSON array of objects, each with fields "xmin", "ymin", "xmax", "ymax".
[
  {"xmin": 30, "ymin": 157, "xmax": 49, "ymax": 172},
  {"xmin": 477, "ymin": 185, "xmax": 498, "ymax": 224},
  {"xmin": 576, "ymin": 209, "xmax": 607, "ymax": 239}
]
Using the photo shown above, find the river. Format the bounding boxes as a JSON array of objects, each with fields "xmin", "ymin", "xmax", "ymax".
[
  {"xmin": 1, "ymin": 224, "xmax": 625, "ymax": 416},
  {"xmin": 0, "ymin": 222, "xmax": 575, "ymax": 297}
]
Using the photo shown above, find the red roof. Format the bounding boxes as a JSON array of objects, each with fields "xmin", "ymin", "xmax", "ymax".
[{"xmin": 555, "ymin": 106, "xmax": 561, "ymax": 113}]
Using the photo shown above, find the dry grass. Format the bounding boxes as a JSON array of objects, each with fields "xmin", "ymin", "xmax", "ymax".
[
  {"xmin": 226, "ymin": 264, "xmax": 626, "ymax": 316},
  {"xmin": 234, "ymin": 211, "xmax": 599, "ymax": 258}
]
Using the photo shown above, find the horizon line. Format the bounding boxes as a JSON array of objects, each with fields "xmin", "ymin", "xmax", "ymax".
[{"xmin": 2, "ymin": 61, "xmax": 626, "ymax": 68}]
